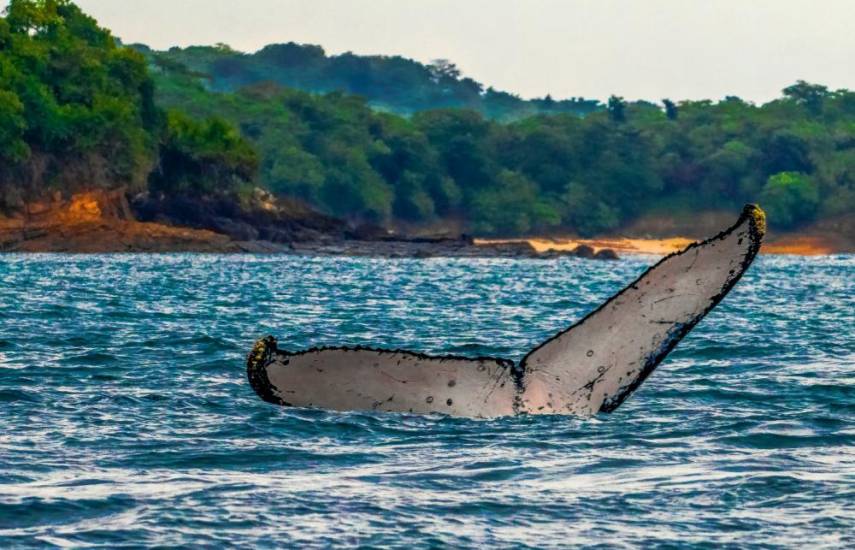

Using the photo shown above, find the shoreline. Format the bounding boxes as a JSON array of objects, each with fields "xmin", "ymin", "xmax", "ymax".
[
  {"xmin": 1, "ymin": 219, "xmax": 850, "ymax": 256},
  {"xmin": 477, "ymin": 234, "xmax": 850, "ymax": 256},
  {"xmin": 1, "ymin": 192, "xmax": 849, "ymax": 256}
]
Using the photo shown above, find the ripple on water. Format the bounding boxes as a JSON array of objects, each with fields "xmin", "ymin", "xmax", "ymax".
[{"xmin": 0, "ymin": 253, "xmax": 852, "ymax": 547}]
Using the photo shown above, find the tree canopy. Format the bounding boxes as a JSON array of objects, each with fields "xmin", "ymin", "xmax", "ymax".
[
  {"xmin": 153, "ymin": 58, "xmax": 855, "ymax": 235},
  {"xmin": 138, "ymin": 42, "xmax": 604, "ymax": 121},
  {"xmin": 0, "ymin": 0, "xmax": 257, "ymax": 210}
]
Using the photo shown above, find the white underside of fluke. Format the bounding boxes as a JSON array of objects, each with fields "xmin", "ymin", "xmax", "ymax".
[{"xmin": 248, "ymin": 205, "xmax": 765, "ymax": 418}]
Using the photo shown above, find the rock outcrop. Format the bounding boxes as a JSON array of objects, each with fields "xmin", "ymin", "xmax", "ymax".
[
  {"xmin": 130, "ymin": 188, "xmax": 348, "ymax": 245},
  {"xmin": 0, "ymin": 188, "xmax": 619, "ymax": 259},
  {"xmin": 0, "ymin": 189, "xmax": 241, "ymax": 253}
]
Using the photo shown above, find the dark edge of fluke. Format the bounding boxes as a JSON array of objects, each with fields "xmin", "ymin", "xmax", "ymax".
[{"xmin": 247, "ymin": 336, "xmax": 291, "ymax": 406}]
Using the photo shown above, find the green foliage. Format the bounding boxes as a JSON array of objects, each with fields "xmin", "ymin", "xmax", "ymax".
[
  {"xmin": 142, "ymin": 43, "xmax": 604, "ymax": 120},
  {"xmin": 783, "ymin": 80, "xmax": 829, "ymax": 115},
  {"xmin": 0, "ymin": 0, "xmax": 256, "ymax": 210},
  {"xmin": 153, "ymin": 52, "xmax": 855, "ymax": 234},
  {"xmin": 0, "ymin": 0, "xmax": 156, "ymax": 200},
  {"xmin": 561, "ymin": 181, "xmax": 621, "ymax": 236},
  {"xmin": 0, "ymin": 89, "xmax": 28, "ymax": 161},
  {"xmin": 149, "ymin": 111, "xmax": 258, "ymax": 198},
  {"xmin": 662, "ymin": 99, "xmax": 678, "ymax": 120},
  {"xmin": 607, "ymin": 96, "xmax": 627, "ymax": 123},
  {"xmin": 760, "ymin": 172, "xmax": 820, "ymax": 228},
  {"xmin": 470, "ymin": 170, "xmax": 561, "ymax": 235}
]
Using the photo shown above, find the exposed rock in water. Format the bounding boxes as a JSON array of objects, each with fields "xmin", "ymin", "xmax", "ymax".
[
  {"xmin": 594, "ymin": 248, "xmax": 619, "ymax": 260},
  {"xmin": 537, "ymin": 245, "xmax": 619, "ymax": 261},
  {"xmin": 572, "ymin": 244, "xmax": 596, "ymax": 259}
]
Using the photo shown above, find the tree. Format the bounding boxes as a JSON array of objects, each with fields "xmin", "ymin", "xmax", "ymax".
[
  {"xmin": 429, "ymin": 59, "xmax": 461, "ymax": 82},
  {"xmin": 149, "ymin": 111, "xmax": 258, "ymax": 198},
  {"xmin": 662, "ymin": 98, "xmax": 678, "ymax": 120},
  {"xmin": 256, "ymin": 42, "xmax": 326, "ymax": 68},
  {"xmin": 783, "ymin": 80, "xmax": 829, "ymax": 114},
  {"xmin": 759, "ymin": 172, "xmax": 819, "ymax": 228},
  {"xmin": 0, "ymin": 0, "xmax": 156, "ymax": 196},
  {"xmin": 561, "ymin": 181, "xmax": 620, "ymax": 236},
  {"xmin": 0, "ymin": 90, "xmax": 28, "ymax": 161},
  {"xmin": 413, "ymin": 109, "xmax": 494, "ymax": 192},
  {"xmin": 471, "ymin": 170, "xmax": 560, "ymax": 235},
  {"xmin": 607, "ymin": 95, "xmax": 626, "ymax": 123},
  {"xmin": 763, "ymin": 131, "xmax": 813, "ymax": 175}
]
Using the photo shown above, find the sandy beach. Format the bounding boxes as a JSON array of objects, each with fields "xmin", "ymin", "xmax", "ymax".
[{"xmin": 477, "ymin": 234, "xmax": 846, "ymax": 256}]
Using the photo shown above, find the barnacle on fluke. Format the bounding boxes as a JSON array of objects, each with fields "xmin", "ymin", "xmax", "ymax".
[
  {"xmin": 247, "ymin": 205, "xmax": 765, "ymax": 418},
  {"xmin": 748, "ymin": 204, "xmax": 767, "ymax": 238}
]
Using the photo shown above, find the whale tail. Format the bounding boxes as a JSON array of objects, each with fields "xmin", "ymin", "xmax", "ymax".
[
  {"xmin": 516, "ymin": 204, "xmax": 764, "ymax": 415},
  {"xmin": 248, "ymin": 205, "xmax": 765, "ymax": 418}
]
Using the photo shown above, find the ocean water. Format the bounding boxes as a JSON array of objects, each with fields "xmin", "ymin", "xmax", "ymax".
[{"xmin": 0, "ymin": 253, "xmax": 852, "ymax": 548}]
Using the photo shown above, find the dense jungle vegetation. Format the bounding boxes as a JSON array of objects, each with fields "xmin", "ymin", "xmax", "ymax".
[
  {"xmin": 149, "ymin": 52, "xmax": 855, "ymax": 235},
  {"xmin": 137, "ymin": 42, "xmax": 603, "ymax": 120},
  {"xmin": 2, "ymin": 1, "xmax": 853, "ymax": 236},
  {"xmin": 0, "ymin": 0, "xmax": 257, "ymax": 211}
]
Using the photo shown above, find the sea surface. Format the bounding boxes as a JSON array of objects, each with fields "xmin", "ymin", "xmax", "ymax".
[{"xmin": 0, "ymin": 253, "xmax": 853, "ymax": 548}]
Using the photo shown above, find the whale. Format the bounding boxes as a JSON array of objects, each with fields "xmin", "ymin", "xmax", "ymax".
[{"xmin": 247, "ymin": 205, "xmax": 765, "ymax": 418}]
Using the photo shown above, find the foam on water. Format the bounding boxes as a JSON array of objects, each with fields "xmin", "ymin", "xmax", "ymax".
[{"xmin": 1, "ymin": 254, "xmax": 853, "ymax": 547}]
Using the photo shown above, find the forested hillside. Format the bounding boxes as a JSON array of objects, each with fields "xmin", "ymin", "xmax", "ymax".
[
  {"xmin": 2, "ymin": 1, "xmax": 852, "ymax": 241},
  {"xmin": 136, "ymin": 43, "xmax": 603, "ymax": 120},
  {"xmin": 0, "ymin": 0, "xmax": 258, "ymax": 213},
  {"xmin": 152, "ymin": 56, "xmax": 855, "ymax": 235}
]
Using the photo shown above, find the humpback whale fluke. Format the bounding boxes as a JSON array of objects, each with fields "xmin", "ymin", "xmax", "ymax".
[{"xmin": 248, "ymin": 205, "xmax": 765, "ymax": 418}]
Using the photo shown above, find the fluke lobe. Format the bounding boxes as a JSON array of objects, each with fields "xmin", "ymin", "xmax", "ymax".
[{"xmin": 247, "ymin": 205, "xmax": 766, "ymax": 418}]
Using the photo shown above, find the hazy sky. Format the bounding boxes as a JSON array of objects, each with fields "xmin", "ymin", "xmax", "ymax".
[{"xmin": 21, "ymin": 1, "xmax": 855, "ymax": 102}]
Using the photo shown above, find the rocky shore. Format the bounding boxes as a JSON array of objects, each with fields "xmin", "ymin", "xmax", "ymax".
[
  {"xmin": 0, "ymin": 190, "xmax": 238, "ymax": 253},
  {"xmin": 4, "ymin": 189, "xmax": 847, "ymax": 257},
  {"xmin": 0, "ymin": 190, "xmax": 619, "ymax": 259},
  {"xmin": 288, "ymin": 236, "xmax": 619, "ymax": 260}
]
